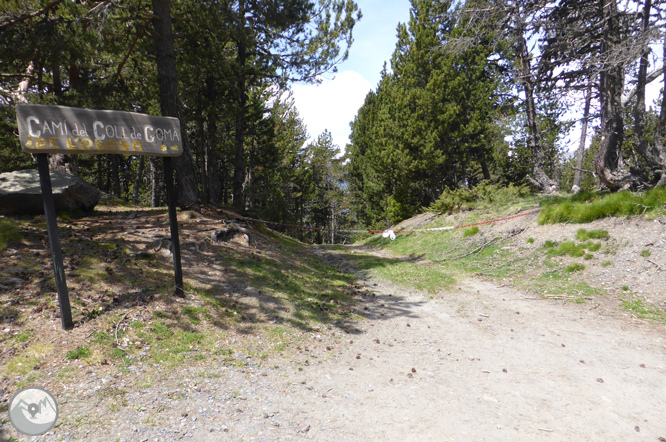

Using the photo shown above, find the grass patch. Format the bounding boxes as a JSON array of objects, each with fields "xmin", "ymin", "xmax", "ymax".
[
  {"xmin": 601, "ymin": 260, "xmax": 612, "ymax": 267},
  {"xmin": 576, "ymin": 229, "xmax": 610, "ymax": 241},
  {"xmin": 544, "ymin": 241, "xmax": 602, "ymax": 258},
  {"xmin": 462, "ymin": 226, "xmax": 480, "ymax": 237},
  {"xmin": 66, "ymin": 346, "xmax": 91, "ymax": 360},
  {"xmin": 13, "ymin": 330, "xmax": 33, "ymax": 343},
  {"xmin": 0, "ymin": 218, "xmax": 22, "ymax": 250},
  {"xmin": 4, "ymin": 354, "xmax": 40, "ymax": 375},
  {"xmin": 340, "ymin": 251, "xmax": 455, "ymax": 294},
  {"xmin": 565, "ymin": 263, "xmax": 586, "ymax": 272},
  {"xmin": 526, "ymin": 238, "xmax": 535, "ymax": 244},
  {"xmin": 640, "ymin": 249, "xmax": 652, "ymax": 257},
  {"xmin": 539, "ymin": 187, "xmax": 666, "ymax": 224},
  {"xmin": 181, "ymin": 306, "xmax": 207, "ymax": 325},
  {"xmin": 622, "ymin": 300, "xmax": 666, "ymax": 321}
]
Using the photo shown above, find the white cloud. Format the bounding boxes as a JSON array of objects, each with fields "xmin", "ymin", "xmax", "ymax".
[{"xmin": 291, "ymin": 71, "xmax": 373, "ymax": 151}]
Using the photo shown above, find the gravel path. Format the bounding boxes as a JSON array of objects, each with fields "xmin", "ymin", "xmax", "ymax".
[{"xmin": 7, "ymin": 246, "xmax": 666, "ymax": 442}]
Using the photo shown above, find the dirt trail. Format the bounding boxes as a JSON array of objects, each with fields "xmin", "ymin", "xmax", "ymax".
[
  {"xmin": 9, "ymin": 243, "xmax": 666, "ymax": 442},
  {"xmin": 9, "ymin": 245, "xmax": 666, "ymax": 442}
]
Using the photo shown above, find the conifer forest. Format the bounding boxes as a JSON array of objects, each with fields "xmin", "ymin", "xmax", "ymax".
[{"xmin": 2, "ymin": 0, "xmax": 666, "ymax": 234}]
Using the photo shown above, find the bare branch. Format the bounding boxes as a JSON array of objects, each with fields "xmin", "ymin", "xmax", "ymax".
[
  {"xmin": 622, "ymin": 66, "xmax": 665, "ymax": 106},
  {"xmin": 0, "ymin": 0, "xmax": 65, "ymax": 30}
]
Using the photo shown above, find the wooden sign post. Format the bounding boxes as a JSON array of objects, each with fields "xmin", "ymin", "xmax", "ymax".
[{"xmin": 16, "ymin": 104, "xmax": 185, "ymax": 329}]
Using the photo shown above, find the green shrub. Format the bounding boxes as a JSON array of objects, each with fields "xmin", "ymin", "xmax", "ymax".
[
  {"xmin": 430, "ymin": 183, "xmax": 532, "ymax": 215},
  {"xmin": 526, "ymin": 238, "xmax": 535, "ymax": 244},
  {"xmin": 430, "ymin": 187, "xmax": 476, "ymax": 214},
  {"xmin": 544, "ymin": 240, "xmax": 558, "ymax": 248},
  {"xmin": 641, "ymin": 249, "xmax": 651, "ymax": 257},
  {"xmin": 539, "ymin": 187, "xmax": 666, "ymax": 224},
  {"xmin": 462, "ymin": 226, "xmax": 480, "ymax": 237}
]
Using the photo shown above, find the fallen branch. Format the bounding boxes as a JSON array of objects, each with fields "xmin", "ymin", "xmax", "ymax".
[
  {"xmin": 115, "ymin": 312, "xmax": 130, "ymax": 346},
  {"xmin": 647, "ymin": 259, "xmax": 662, "ymax": 271}
]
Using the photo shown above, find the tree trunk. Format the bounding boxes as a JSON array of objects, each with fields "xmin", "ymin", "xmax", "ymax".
[
  {"xmin": 150, "ymin": 157, "xmax": 160, "ymax": 207},
  {"xmin": 197, "ymin": 111, "xmax": 208, "ymax": 204},
  {"xmin": 573, "ymin": 85, "xmax": 592, "ymax": 192},
  {"xmin": 595, "ymin": 0, "xmax": 635, "ymax": 189},
  {"xmin": 97, "ymin": 156, "xmax": 104, "ymax": 190},
  {"xmin": 207, "ymin": 112, "xmax": 222, "ymax": 205},
  {"xmin": 132, "ymin": 156, "xmax": 145, "ymax": 205},
  {"xmin": 653, "ymin": 38, "xmax": 666, "ymax": 187},
  {"xmin": 152, "ymin": 0, "xmax": 200, "ymax": 211},
  {"xmin": 233, "ymin": 0, "xmax": 248, "ymax": 210},
  {"xmin": 516, "ymin": 34, "xmax": 558, "ymax": 193},
  {"xmin": 111, "ymin": 156, "xmax": 121, "ymax": 197}
]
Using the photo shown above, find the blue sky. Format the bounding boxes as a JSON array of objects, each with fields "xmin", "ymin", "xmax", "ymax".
[{"xmin": 291, "ymin": 0, "xmax": 412, "ymax": 150}]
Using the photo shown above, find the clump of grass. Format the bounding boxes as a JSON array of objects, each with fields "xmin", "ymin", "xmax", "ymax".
[
  {"xmin": 13, "ymin": 330, "xmax": 33, "ymax": 343},
  {"xmin": 622, "ymin": 300, "xmax": 666, "ymax": 321},
  {"xmin": 152, "ymin": 310, "xmax": 170, "ymax": 319},
  {"xmin": 586, "ymin": 242, "xmax": 602, "ymax": 252},
  {"xmin": 576, "ymin": 229, "xmax": 610, "ymax": 241},
  {"xmin": 640, "ymin": 249, "xmax": 652, "ymax": 257},
  {"xmin": 66, "ymin": 346, "xmax": 91, "ymax": 360},
  {"xmin": 0, "ymin": 219, "xmax": 22, "ymax": 251},
  {"xmin": 545, "ymin": 240, "xmax": 602, "ymax": 258},
  {"xmin": 565, "ymin": 263, "xmax": 586, "ymax": 272},
  {"xmin": 181, "ymin": 306, "xmax": 207, "ymax": 325},
  {"xmin": 601, "ymin": 260, "xmax": 612, "ymax": 267},
  {"xmin": 462, "ymin": 226, "xmax": 480, "ymax": 237},
  {"xmin": 544, "ymin": 240, "xmax": 558, "ymax": 248},
  {"xmin": 4, "ymin": 354, "xmax": 41, "ymax": 375},
  {"xmin": 526, "ymin": 238, "xmax": 535, "ymax": 244},
  {"xmin": 539, "ymin": 187, "xmax": 666, "ymax": 224},
  {"xmin": 622, "ymin": 285, "xmax": 630, "ymax": 291},
  {"xmin": 583, "ymin": 254, "xmax": 594, "ymax": 260}
]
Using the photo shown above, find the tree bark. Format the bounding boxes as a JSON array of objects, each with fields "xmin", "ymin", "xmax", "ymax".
[
  {"xmin": 132, "ymin": 156, "xmax": 145, "ymax": 205},
  {"xmin": 150, "ymin": 157, "xmax": 160, "ymax": 207},
  {"xmin": 152, "ymin": 0, "xmax": 200, "ymax": 211},
  {"xmin": 110, "ymin": 156, "xmax": 121, "ymax": 197},
  {"xmin": 595, "ymin": 0, "xmax": 635, "ymax": 189},
  {"xmin": 48, "ymin": 58, "xmax": 78, "ymax": 174},
  {"xmin": 652, "ymin": 38, "xmax": 666, "ymax": 187},
  {"xmin": 233, "ymin": 0, "xmax": 248, "ymax": 210},
  {"xmin": 197, "ymin": 110, "xmax": 208, "ymax": 204},
  {"xmin": 207, "ymin": 112, "xmax": 221, "ymax": 205},
  {"xmin": 517, "ymin": 33, "xmax": 558, "ymax": 194},
  {"xmin": 573, "ymin": 85, "xmax": 592, "ymax": 192}
]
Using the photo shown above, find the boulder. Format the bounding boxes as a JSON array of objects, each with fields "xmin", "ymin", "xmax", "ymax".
[{"xmin": 0, "ymin": 169, "xmax": 101, "ymax": 215}]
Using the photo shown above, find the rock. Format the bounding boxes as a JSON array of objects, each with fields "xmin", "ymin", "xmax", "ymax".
[
  {"xmin": 0, "ymin": 169, "xmax": 100, "ymax": 215},
  {"xmin": 3, "ymin": 277, "xmax": 24, "ymax": 286},
  {"xmin": 211, "ymin": 222, "xmax": 253, "ymax": 247}
]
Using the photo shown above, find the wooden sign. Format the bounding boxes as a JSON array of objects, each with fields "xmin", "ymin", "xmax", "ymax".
[
  {"xmin": 15, "ymin": 104, "xmax": 185, "ymax": 330},
  {"xmin": 16, "ymin": 104, "xmax": 183, "ymax": 156}
]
